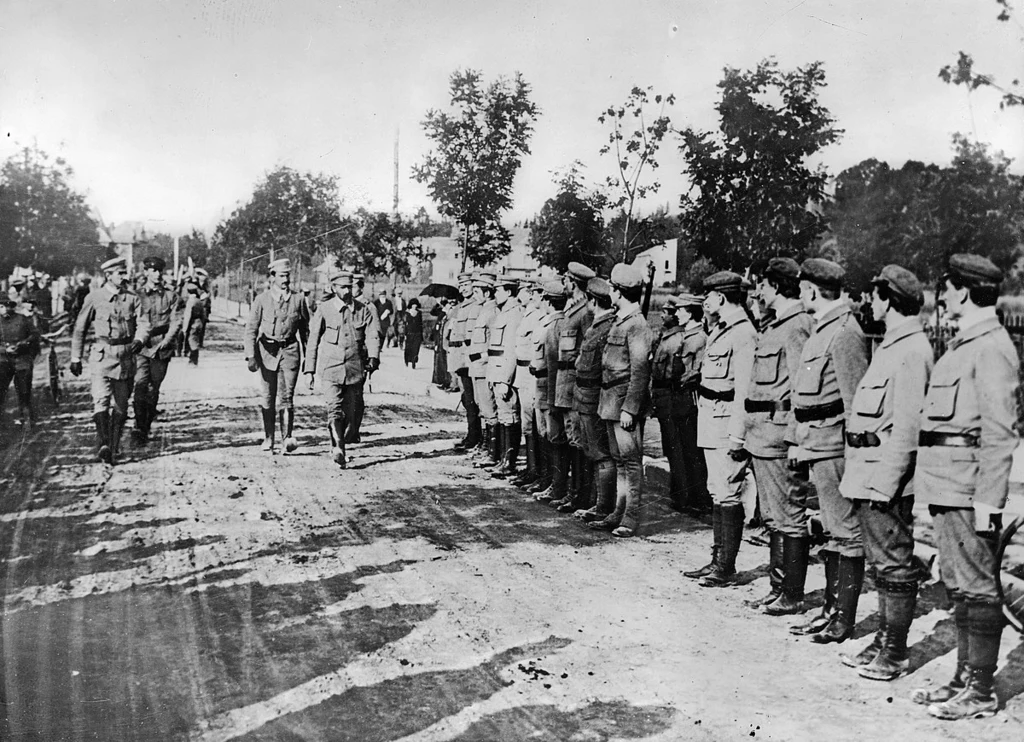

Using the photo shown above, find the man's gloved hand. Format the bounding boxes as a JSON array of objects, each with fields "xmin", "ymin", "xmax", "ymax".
[
  {"xmin": 728, "ymin": 446, "xmax": 750, "ymax": 462},
  {"xmin": 69, "ymin": 360, "xmax": 82, "ymax": 377},
  {"xmin": 869, "ymin": 497, "xmax": 895, "ymax": 513},
  {"xmin": 367, "ymin": 357, "xmax": 380, "ymax": 372},
  {"xmin": 129, "ymin": 339, "xmax": 144, "ymax": 355},
  {"xmin": 974, "ymin": 502, "xmax": 1003, "ymax": 535},
  {"xmin": 620, "ymin": 410, "xmax": 636, "ymax": 432},
  {"xmin": 497, "ymin": 382, "xmax": 514, "ymax": 402},
  {"xmin": 246, "ymin": 357, "xmax": 259, "ymax": 373}
]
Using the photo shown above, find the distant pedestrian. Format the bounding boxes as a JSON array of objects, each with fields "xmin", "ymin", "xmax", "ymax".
[
  {"xmin": 404, "ymin": 299, "xmax": 423, "ymax": 368},
  {"xmin": 374, "ymin": 289, "xmax": 393, "ymax": 347},
  {"xmin": 0, "ymin": 294, "xmax": 40, "ymax": 429},
  {"xmin": 392, "ymin": 287, "xmax": 408, "ymax": 348},
  {"xmin": 431, "ymin": 298, "xmax": 452, "ymax": 388}
]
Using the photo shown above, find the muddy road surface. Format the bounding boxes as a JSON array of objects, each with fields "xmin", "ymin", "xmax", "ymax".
[{"xmin": 1, "ymin": 315, "xmax": 1023, "ymax": 741}]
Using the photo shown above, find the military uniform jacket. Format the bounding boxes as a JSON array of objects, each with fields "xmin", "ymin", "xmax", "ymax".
[
  {"xmin": 138, "ymin": 284, "xmax": 183, "ymax": 361},
  {"xmin": 651, "ymin": 324, "xmax": 684, "ymax": 420},
  {"xmin": 555, "ymin": 298, "xmax": 594, "ymax": 408},
  {"xmin": 670, "ymin": 324, "xmax": 707, "ymax": 419},
  {"xmin": 446, "ymin": 299, "xmax": 469, "ymax": 372},
  {"xmin": 697, "ymin": 306, "xmax": 756, "ymax": 449},
  {"xmin": 244, "ymin": 289, "xmax": 310, "ymax": 373},
  {"xmin": 72, "ymin": 286, "xmax": 151, "ymax": 380},
  {"xmin": 840, "ymin": 317, "xmax": 933, "ymax": 504},
  {"xmin": 572, "ymin": 309, "xmax": 615, "ymax": 415},
  {"xmin": 598, "ymin": 306, "xmax": 654, "ymax": 421},
  {"xmin": 513, "ymin": 305, "xmax": 545, "ymax": 389},
  {"xmin": 304, "ymin": 296, "xmax": 380, "ymax": 385},
  {"xmin": 915, "ymin": 314, "xmax": 1019, "ymax": 509},
  {"xmin": 743, "ymin": 303, "xmax": 814, "ymax": 458},
  {"xmin": 485, "ymin": 300, "xmax": 523, "ymax": 385},
  {"xmin": 541, "ymin": 310, "xmax": 566, "ymax": 411},
  {"xmin": 0, "ymin": 313, "xmax": 40, "ymax": 371},
  {"xmin": 791, "ymin": 302, "xmax": 868, "ymax": 460},
  {"xmin": 468, "ymin": 299, "xmax": 496, "ymax": 379}
]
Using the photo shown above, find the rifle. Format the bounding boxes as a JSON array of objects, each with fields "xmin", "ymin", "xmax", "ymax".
[{"xmin": 641, "ymin": 261, "xmax": 657, "ymax": 318}]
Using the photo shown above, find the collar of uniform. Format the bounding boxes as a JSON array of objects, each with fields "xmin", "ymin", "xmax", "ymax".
[
  {"xmin": 331, "ymin": 295, "xmax": 351, "ymax": 311},
  {"xmin": 770, "ymin": 300, "xmax": 805, "ymax": 327},
  {"xmin": 682, "ymin": 322, "xmax": 704, "ymax": 338},
  {"xmin": 270, "ymin": 287, "xmax": 289, "ymax": 303},
  {"xmin": 143, "ymin": 282, "xmax": 162, "ymax": 294},
  {"xmin": 104, "ymin": 282, "xmax": 121, "ymax": 298},
  {"xmin": 661, "ymin": 323, "xmax": 683, "ymax": 337},
  {"xmin": 717, "ymin": 305, "xmax": 748, "ymax": 329},
  {"xmin": 615, "ymin": 304, "xmax": 641, "ymax": 324},
  {"xmin": 566, "ymin": 298, "xmax": 587, "ymax": 317},
  {"xmin": 956, "ymin": 306, "xmax": 998, "ymax": 334},
  {"xmin": 593, "ymin": 308, "xmax": 616, "ymax": 324},
  {"xmin": 813, "ymin": 301, "xmax": 851, "ymax": 332},
  {"xmin": 879, "ymin": 314, "xmax": 923, "ymax": 349},
  {"xmin": 952, "ymin": 312, "xmax": 1003, "ymax": 348}
]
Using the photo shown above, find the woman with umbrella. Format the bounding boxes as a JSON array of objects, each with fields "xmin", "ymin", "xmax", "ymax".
[
  {"xmin": 431, "ymin": 297, "xmax": 453, "ymax": 388},
  {"xmin": 404, "ymin": 298, "xmax": 424, "ymax": 368}
]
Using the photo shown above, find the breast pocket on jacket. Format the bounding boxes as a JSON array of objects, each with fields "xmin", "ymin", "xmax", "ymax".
[
  {"xmin": 491, "ymin": 327, "xmax": 505, "ymax": 346},
  {"xmin": 702, "ymin": 347, "xmax": 732, "ymax": 380},
  {"xmin": 324, "ymin": 325, "xmax": 341, "ymax": 345},
  {"xmin": 853, "ymin": 380, "xmax": 888, "ymax": 418},
  {"xmin": 752, "ymin": 348, "xmax": 782, "ymax": 385},
  {"xmin": 925, "ymin": 380, "xmax": 960, "ymax": 422},
  {"xmin": 603, "ymin": 335, "xmax": 628, "ymax": 375},
  {"xmin": 558, "ymin": 331, "xmax": 577, "ymax": 356},
  {"xmin": 796, "ymin": 354, "xmax": 829, "ymax": 396}
]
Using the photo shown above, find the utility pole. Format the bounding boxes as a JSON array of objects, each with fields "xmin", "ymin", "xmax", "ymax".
[{"xmin": 393, "ymin": 127, "xmax": 400, "ymax": 215}]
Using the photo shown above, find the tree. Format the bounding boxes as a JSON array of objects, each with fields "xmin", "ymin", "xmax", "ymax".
[
  {"xmin": 939, "ymin": 1, "xmax": 1023, "ymax": 110},
  {"xmin": 597, "ymin": 86, "xmax": 675, "ymax": 260},
  {"xmin": 352, "ymin": 209, "xmax": 436, "ymax": 284},
  {"xmin": 0, "ymin": 143, "xmax": 104, "ymax": 276},
  {"xmin": 210, "ymin": 166, "xmax": 349, "ymax": 274},
  {"xmin": 412, "ymin": 69, "xmax": 540, "ymax": 269},
  {"xmin": 528, "ymin": 162, "xmax": 606, "ymax": 272},
  {"xmin": 678, "ymin": 59, "xmax": 842, "ymax": 271},
  {"xmin": 179, "ymin": 228, "xmax": 209, "ymax": 269},
  {"xmin": 602, "ymin": 204, "xmax": 679, "ymax": 266}
]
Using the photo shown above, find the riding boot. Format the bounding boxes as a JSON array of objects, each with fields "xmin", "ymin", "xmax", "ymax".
[
  {"xmin": 472, "ymin": 424, "xmax": 492, "ymax": 460},
  {"xmin": 745, "ymin": 530, "xmax": 784, "ymax": 608},
  {"xmin": 282, "ymin": 407, "xmax": 298, "ymax": 453},
  {"xmin": 927, "ymin": 602, "xmax": 1003, "ymax": 719},
  {"xmin": 564, "ymin": 454, "xmax": 595, "ymax": 513},
  {"xmin": 766, "ymin": 535, "xmax": 810, "ymax": 616},
  {"xmin": 551, "ymin": 445, "xmax": 581, "ymax": 510},
  {"xmin": 260, "ymin": 407, "xmax": 275, "ymax": 451},
  {"xmin": 842, "ymin": 587, "xmax": 886, "ymax": 667},
  {"xmin": 812, "ymin": 555, "xmax": 865, "ymax": 644},
  {"xmin": 859, "ymin": 581, "xmax": 917, "ymax": 680},
  {"xmin": 535, "ymin": 442, "xmax": 568, "ymax": 502},
  {"xmin": 494, "ymin": 422, "xmax": 521, "ymax": 478},
  {"xmin": 108, "ymin": 411, "xmax": 127, "ymax": 462},
  {"xmin": 329, "ymin": 417, "xmax": 347, "ymax": 467},
  {"xmin": 511, "ymin": 433, "xmax": 538, "ymax": 487},
  {"xmin": 912, "ymin": 598, "xmax": 969, "ymax": 704},
  {"xmin": 94, "ymin": 411, "xmax": 112, "ymax": 463},
  {"xmin": 487, "ymin": 425, "xmax": 508, "ymax": 474},
  {"xmin": 790, "ymin": 549, "xmax": 839, "ymax": 634},
  {"xmin": 527, "ymin": 435, "xmax": 552, "ymax": 492},
  {"xmin": 700, "ymin": 503, "xmax": 744, "ymax": 587},
  {"xmin": 132, "ymin": 395, "xmax": 149, "ymax": 444},
  {"xmin": 684, "ymin": 504, "xmax": 721, "ymax": 579}
]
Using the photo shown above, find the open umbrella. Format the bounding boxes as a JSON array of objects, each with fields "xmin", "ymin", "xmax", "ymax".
[{"xmin": 419, "ymin": 282, "xmax": 461, "ymax": 301}]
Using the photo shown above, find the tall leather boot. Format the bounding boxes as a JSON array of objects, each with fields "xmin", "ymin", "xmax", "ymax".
[
  {"xmin": 563, "ymin": 455, "xmax": 595, "ymax": 514},
  {"xmin": 859, "ymin": 581, "xmax": 917, "ymax": 680},
  {"xmin": 282, "ymin": 407, "xmax": 298, "ymax": 453},
  {"xmin": 511, "ymin": 433, "xmax": 538, "ymax": 487},
  {"xmin": 487, "ymin": 424, "xmax": 508, "ymax": 473},
  {"xmin": 260, "ymin": 407, "xmax": 275, "ymax": 451},
  {"xmin": 109, "ymin": 411, "xmax": 127, "ymax": 462},
  {"xmin": 842, "ymin": 587, "xmax": 886, "ymax": 667},
  {"xmin": 812, "ymin": 555, "xmax": 866, "ymax": 644},
  {"xmin": 551, "ymin": 446, "xmax": 581, "ymax": 510},
  {"xmin": 701, "ymin": 503, "xmax": 744, "ymax": 587},
  {"xmin": 471, "ymin": 424, "xmax": 492, "ymax": 460},
  {"xmin": 93, "ymin": 411, "xmax": 112, "ymax": 463},
  {"xmin": 132, "ymin": 395, "xmax": 149, "ymax": 444},
  {"xmin": 766, "ymin": 535, "xmax": 810, "ymax": 616},
  {"xmin": 790, "ymin": 550, "xmax": 839, "ymax": 634},
  {"xmin": 329, "ymin": 417, "xmax": 347, "ymax": 467},
  {"xmin": 912, "ymin": 598, "xmax": 969, "ymax": 704},
  {"xmin": 684, "ymin": 504, "xmax": 721, "ymax": 578},
  {"xmin": 492, "ymin": 422, "xmax": 521, "ymax": 478},
  {"xmin": 928, "ymin": 602, "xmax": 1003, "ymax": 720},
  {"xmin": 477, "ymin": 423, "xmax": 501, "ymax": 467},
  {"xmin": 535, "ymin": 442, "xmax": 568, "ymax": 502},
  {"xmin": 527, "ymin": 435, "xmax": 552, "ymax": 493},
  {"xmin": 746, "ymin": 530, "xmax": 784, "ymax": 608}
]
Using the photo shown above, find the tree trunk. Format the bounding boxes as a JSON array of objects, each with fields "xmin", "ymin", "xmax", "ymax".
[{"xmin": 460, "ymin": 223, "xmax": 468, "ymax": 273}]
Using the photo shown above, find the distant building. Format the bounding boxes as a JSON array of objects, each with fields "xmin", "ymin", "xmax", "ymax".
[
  {"xmin": 634, "ymin": 238, "xmax": 678, "ymax": 287},
  {"xmin": 426, "ymin": 226, "xmax": 537, "ymax": 282}
]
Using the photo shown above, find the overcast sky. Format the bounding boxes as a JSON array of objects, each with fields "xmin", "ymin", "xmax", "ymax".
[{"xmin": 1, "ymin": 0, "xmax": 1021, "ymax": 236}]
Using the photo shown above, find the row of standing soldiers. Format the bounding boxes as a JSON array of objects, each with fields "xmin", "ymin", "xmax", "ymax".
[{"xmin": 445, "ymin": 253, "xmax": 1018, "ymax": 723}]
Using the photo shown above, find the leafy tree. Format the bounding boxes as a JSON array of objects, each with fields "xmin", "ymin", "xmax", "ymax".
[
  {"xmin": 351, "ymin": 208, "xmax": 436, "ymax": 284},
  {"xmin": 411, "ymin": 206, "xmax": 454, "ymax": 238},
  {"xmin": 412, "ymin": 69, "xmax": 540, "ymax": 269},
  {"xmin": 598, "ymin": 86, "xmax": 675, "ymax": 260},
  {"xmin": 602, "ymin": 204, "xmax": 679, "ymax": 266},
  {"xmin": 939, "ymin": 1, "xmax": 1023, "ymax": 110},
  {"xmin": 528, "ymin": 162, "xmax": 607, "ymax": 272},
  {"xmin": 179, "ymin": 228, "xmax": 209, "ymax": 269},
  {"xmin": 0, "ymin": 144, "xmax": 104, "ymax": 276},
  {"xmin": 210, "ymin": 166, "xmax": 349, "ymax": 274},
  {"xmin": 678, "ymin": 59, "xmax": 842, "ymax": 271}
]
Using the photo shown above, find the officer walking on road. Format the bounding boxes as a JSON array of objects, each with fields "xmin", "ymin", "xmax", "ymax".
[
  {"xmin": 910, "ymin": 254, "xmax": 1018, "ymax": 721},
  {"xmin": 244, "ymin": 258, "xmax": 310, "ymax": 453},
  {"xmin": 0, "ymin": 294, "xmax": 40, "ymax": 429},
  {"xmin": 132, "ymin": 257, "xmax": 182, "ymax": 445},
  {"xmin": 70, "ymin": 257, "xmax": 150, "ymax": 463}
]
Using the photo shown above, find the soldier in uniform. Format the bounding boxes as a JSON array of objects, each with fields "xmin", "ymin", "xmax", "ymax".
[
  {"xmin": 344, "ymin": 272, "xmax": 378, "ymax": 444},
  {"xmin": 911, "ymin": 255, "xmax": 1018, "ymax": 720},
  {"xmin": 670, "ymin": 294, "xmax": 710, "ymax": 515},
  {"xmin": 181, "ymin": 279, "xmax": 206, "ymax": 365},
  {"xmin": 549, "ymin": 263, "xmax": 596, "ymax": 511},
  {"xmin": 450, "ymin": 272, "xmax": 482, "ymax": 451},
  {"xmin": 684, "ymin": 272, "xmax": 757, "ymax": 584},
  {"xmin": 788, "ymin": 258, "xmax": 869, "ymax": 643},
  {"xmin": 304, "ymin": 269, "xmax": 380, "ymax": 468},
  {"xmin": 486, "ymin": 274, "xmax": 524, "ymax": 477},
  {"xmin": 131, "ymin": 257, "xmax": 183, "ymax": 445},
  {"xmin": 0, "ymin": 294, "xmax": 40, "ymax": 428},
  {"xmin": 650, "ymin": 297, "xmax": 683, "ymax": 505},
  {"xmin": 590, "ymin": 263, "xmax": 653, "ymax": 538},
  {"xmin": 468, "ymin": 273, "xmax": 499, "ymax": 466},
  {"xmin": 743, "ymin": 259, "xmax": 815, "ymax": 610},
  {"xmin": 70, "ymin": 256, "xmax": 150, "ymax": 463},
  {"xmin": 534, "ymin": 280, "xmax": 570, "ymax": 502},
  {"xmin": 835, "ymin": 265, "xmax": 933, "ymax": 680},
  {"xmin": 570, "ymin": 277, "xmax": 617, "ymax": 520},
  {"xmin": 525, "ymin": 281, "xmax": 561, "ymax": 495},
  {"xmin": 244, "ymin": 258, "xmax": 310, "ymax": 453},
  {"xmin": 510, "ymin": 277, "xmax": 546, "ymax": 488}
]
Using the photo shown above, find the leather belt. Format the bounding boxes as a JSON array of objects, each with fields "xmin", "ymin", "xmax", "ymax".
[
  {"xmin": 602, "ymin": 374, "xmax": 630, "ymax": 390},
  {"xmin": 652, "ymin": 379, "xmax": 673, "ymax": 389},
  {"xmin": 149, "ymin": 324, "xmax": 170, "ymax": 337},
  {"xmin": 516, "ymin": 359, "xmax": 530, "ymax": 366},
  {"xmin": 744, "ymin": 399, "xmax": 791, "ymax": 413},
  {"xmin": 793, "ymin": 399, "xmax": 844, "ymax": 422},
  {"xmin": 698, "ymin": 385, "xmax": 735, "ymax": 402},
  {"xmin": 576, "ymin": 376, "xmax": 601, "ymax": 389},
  {"xmin": 487, "ymin": 349, "xmax": 503, "ymax": 357},
  {"xmin": 531, "ymin": 368, "xmax": 548, "ymax": 378},
  {"xmin": 468, "ymin": 352, "xmax": 482, "ymax": 362},
  {"xmin": 259, "ymin": 336, "xmax": 296, "ymax": 349},
  {"xmin": 919, "ymin": 431, "xmax": 979, "ymax": 448},
  {"xmin": 846, "ymin": 431, "xmax": 882, "ymax": 448},
  {"xmin": 557, "ymin": 360, "xmax": 575, "ymax": 370},
  {"xmin": 100, "ymin": 337, "xmax": 133, "ymax": 346}
]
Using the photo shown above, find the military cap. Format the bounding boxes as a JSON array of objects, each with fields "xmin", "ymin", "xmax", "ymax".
[
  {"xmin": 495, "ymin": 273, "xmax": 519, "ymax": 289},
  {"xmin": 472, "ymin": 271, "xmax": 496, "ymax": 288},
  {"xmin": 610, "ymin": 262, "xmax": 644, "ymax": 289},
  {"xmin": 764, "ymin": 257, "xmax": 800, "ymax": 281},
  {"xmin": 143, "ymin": 256, "xmax": 166, "ymax": 271},
  {"xmin": 662, "ymin": 295, "xmax": 678, "ymax": 310},
  {"xmin": 800, "ymin": 258, "xmax": 844, "ymax": 289},
  {"xmin": 328, "ymin": 268, "xmax": 353, "ymax": 286},
  {"xmin": 269, "ymin": 258, "xmax": 291, "ymax": 274},
  {"xmin": 586, "ymin": 276, "xmax": 612, "ymax": 300},
  {"xmin": 352, "ymin": 272, "xmax": 365, "ymax": 283},
  {"xmin": 542, "ymin": 280, "xmax": 567, "ymax": 299},
  {"xmin": 10, "ymin": 276, "xmax": 26, "ymax": 287},
  {"xmin": 946, "ymin": 253, "xmax": 1003, "ymax": 286},
  {"xmin": 566, "ymin": 261, "xmax": 597, "ymax": 282},
  {"xmin": 702, "ymin": 270, "xmax": 745, "ymax": 293},
  {"xmin": 872, "ymin": 264, "xmax": 924, "ymax": 304},
  {"xmin": 194, "ymin": 267, "xmax": 209, "ymax": 277},
  {"xmin": 675, "ymin": 292, "xmax": 705, "ymax": 307},
  {"xmin": 457, "ymin": 271, "xmax": 473, "ymax": 283},
  {"xmin": 101, "ymin": 256, "xmax": 128, "ymax": 273}
]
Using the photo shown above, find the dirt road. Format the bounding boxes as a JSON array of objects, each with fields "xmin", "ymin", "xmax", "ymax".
[{"xmin": 1, "ymin": 315, "xmax": 1022, "ymax": 741}]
